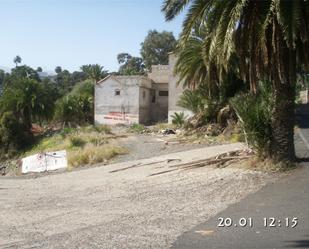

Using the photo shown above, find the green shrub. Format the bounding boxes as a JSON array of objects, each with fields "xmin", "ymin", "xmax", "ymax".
[
  {"xmin": 127, "ymin": 123, "xmax": 146, "ymax": 133},
  {"xmin": 59, "ymin": 127, "xmax": 76, "ymax": 138},
  {"xmin": 94, "ymin": 124, "xmax": 112, "ymax": 134},
  {"xmin": 178, "ymin": 89, "xmax": 204, "ymax": 113},
  {"xmin": 230, "ymin": 81, "xmax": 273, "ymax": 157},
  {"xmin": 69, "ymin": 136, "xmax": 86, "ymax": 148},
  {"xmin": 54, "ymin": 80, "xmax": 94, "ymax": 125},
  {"xmin": 171, "ymin": 112, "xmax": 187, "ymax": 127},
  {"xmin": 178, "ymin": 88, "xmax": 224, "ymax": 126},
  {"xmin": 0, "ymin": 111, "xmax": 33, "ymax": 157},
  {"xmin": 89, "ymin": 136, "xmax": 107, "ymax": 146}
]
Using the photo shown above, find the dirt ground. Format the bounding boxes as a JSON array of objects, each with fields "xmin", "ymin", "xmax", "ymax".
[
  {"xmin": 110, "ymin": 126, "xmax": 226, "ymax": 163},
  {"xmin": 114, "ymin": 134, "xmax": 212, "ymax": 163},
  {"xmin": 0, "ymin": 143, "xmax": 277, "ymax": 249}
]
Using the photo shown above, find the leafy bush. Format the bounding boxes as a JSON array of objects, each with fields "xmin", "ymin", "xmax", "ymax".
[
  {"xmin": 171, "ymin": 112, "xmax": 187, "ymax": 127},
  {"xmin": 59, "ymin": 127, "xmax": 76, "ymax": 138},
  {"xmin": 89, "ymin": 136, "xmax": 107, "ymax": 146},
  {"xmin": 230, "ymin": 82, "xmax": 273, "ymax": 157},
  {"xmin": 54, "ymin": 95, "xmax": 84, "ymax": 124},
  {"xmin": 127, "ymin": 123, "xmax": 146, "ymax": 133},
  {"xmin": 69, "ymin": 136, "xmax": 86, "ymax": 148},
  {"xmin": 178, "ymin": 87, "xmax": 225, "ymax": 126},
  {"xmin": 54, "ymin": 80, "xmax": 94, "ymax": 125},
  {"xmin": 94, "ymin": 124, "xmax": 112, "ymax": 134},
  {"xmin": 178, "ymin": 89, "xmax": 204, "ymax": 113},
  {"xmin": 0, "ymin": 111, "xmax": 33, "ymax": 156},
  {"xmin": 0, "ymin": 78, "xmax": 56, "ymax": 127}
]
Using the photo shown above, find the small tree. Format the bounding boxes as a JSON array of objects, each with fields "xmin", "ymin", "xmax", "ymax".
[
  {"xmin": 13, "ymin": 55, "xmax": 22, "ymax": 67},
  {"xmin": 55, "ymin": 66, "xmax": 62, "ymax": 74},
  {"xmin": 141, "ymin": 30, "xmax": 176, "ymax": 69}
]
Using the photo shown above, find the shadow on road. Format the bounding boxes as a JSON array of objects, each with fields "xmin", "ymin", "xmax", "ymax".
[
  {"xmin": 296, "ymin": 104, "xmax": 309, "ymax": 128},
  {"xmin": 295, "ymin": 104, "xmax": 309, "ymax": 161},
  {"xmin": 285, "ymin": 235, "xmax": 309, "ymax": 248},
  {"xmin": 296, "ymin": 157, "xmax": 309, "ymax": 163}
]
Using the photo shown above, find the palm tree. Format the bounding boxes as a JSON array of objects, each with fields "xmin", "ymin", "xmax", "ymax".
[
  {"xmin": 162, "ymin": 0, "xmax": 309, "ymax": 162},
  {"xmin": 81, "ymin": 64, "xmax": 108, "ymax": 83},
  {"xmin": 174, "ymin": 25, "xmax": 208, "ymax": 89}
]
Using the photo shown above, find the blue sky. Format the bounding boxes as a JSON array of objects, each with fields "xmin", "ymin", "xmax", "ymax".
[{"xmin": 0, "ymin": 0, "xmax": 185, "ymax": 73}]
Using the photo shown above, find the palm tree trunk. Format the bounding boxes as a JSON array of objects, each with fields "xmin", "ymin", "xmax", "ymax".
[
  {"xmin": 271, "ymin": 83, "xmax": 296, "ymax": 162},
  {"xmin": 270, "ymin": 47, "xmax": 297, "ymax": 162}
]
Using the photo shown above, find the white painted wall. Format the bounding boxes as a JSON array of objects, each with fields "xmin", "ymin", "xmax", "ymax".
[{"xmin": 95, "ymin": 76, "xmax": 140, "ymax": 125}]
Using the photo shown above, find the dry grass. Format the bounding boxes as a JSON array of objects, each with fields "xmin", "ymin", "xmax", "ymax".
[
  {"xmin": 68, "ymin": 144, "xmax": 127, "ymax": 168},
  {"xmin": 23, "ymin": 125, "xmax": 127, "ymax": 169},
  {"xmin": 236, "ymin": 157, "xmax": 296, "ymax": 173}
]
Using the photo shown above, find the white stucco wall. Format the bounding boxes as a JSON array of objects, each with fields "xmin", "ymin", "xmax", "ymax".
[
  {"xmin": 95, "ymin": 76, "xmax": 140, "ymax": 125},
  {"xmin": 148, "ymin": 65, "xmax": 170, "ymax": 84},
  {"xmin": 95, "ymin": 54, "xmax": 191, "ymax": 125}
]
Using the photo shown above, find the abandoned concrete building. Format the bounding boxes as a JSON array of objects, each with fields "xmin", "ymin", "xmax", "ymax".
[{"xmin": 95, "ymin": 54, "xmax": 192, "ymax": 125}]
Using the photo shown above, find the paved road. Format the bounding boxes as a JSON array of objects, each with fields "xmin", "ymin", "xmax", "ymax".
[{"xmin": 172, "ymin": 105, "xmax": 309, "ymax": 249}]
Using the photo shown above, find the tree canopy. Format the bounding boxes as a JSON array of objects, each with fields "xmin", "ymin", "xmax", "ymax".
[
  {"xmin": 117, "ymin": 53, "xmax": 145, "ymax": 75},
  {"xmin": 141, "ymin": 30, "xmax": 176, "ymax": 69},
  {"xmin": 80, "ymin": 64, "xmax": 108, "ymax": 83}
]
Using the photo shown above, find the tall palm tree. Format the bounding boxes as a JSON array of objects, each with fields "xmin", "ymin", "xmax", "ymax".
[
  {"xmin": 81, "ymin": 64, "xmax": 108, "ymax": 83},
  {"xmin": 174, "ymin": 23, "xmax": 243, "ymax": 100},
  {"xmin": 162, "ymin": 0, "xmax": 309, "ymax": 162}
]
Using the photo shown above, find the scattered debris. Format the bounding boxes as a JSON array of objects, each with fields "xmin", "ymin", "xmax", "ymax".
[
  {"xmin": 148, "ymin": 168, "xmax": 178, "ymax": 177},
  {"xmin": 186, "ymin": 113, "xmax": 205, "ymax": 129},
  {"xmin": 109, "ymin": 163, "xmax": 142, "ymax": 173},
  {"xmin": 109, "ymin": 158, "xmax": 182, "ymax": 173},
  {"xmin": 166, "ymin": 159, "xmax": 181, "ymax": 163},
  {"xmin": 161, "ymin": 129, "xmax": 176, "ymax": 135},
  {"xmin": 147, "ymin": 149, "xmax": 254, "ymax": 177},
  {"xmin": 180, "ymin": 149, "xmax": 254, "ymax": 170}
]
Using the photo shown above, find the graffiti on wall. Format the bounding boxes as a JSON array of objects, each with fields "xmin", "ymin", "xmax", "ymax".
[{"xmin": 103, "ymin": 112, "xmax": 138, "ymax": 124}]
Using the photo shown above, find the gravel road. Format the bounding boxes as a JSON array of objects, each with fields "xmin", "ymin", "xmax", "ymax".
[{"xmin": 0, "ymin": 143, "xmax": 276, "ymax": 249}]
